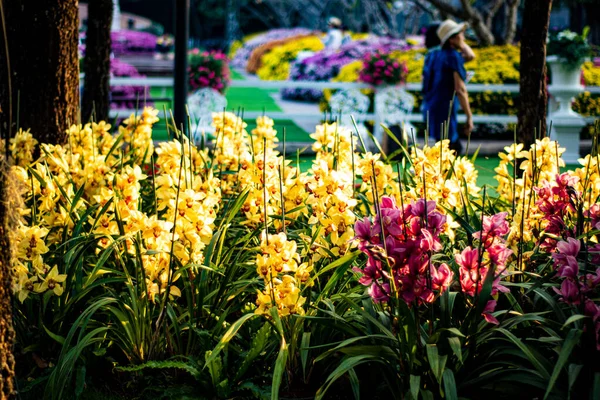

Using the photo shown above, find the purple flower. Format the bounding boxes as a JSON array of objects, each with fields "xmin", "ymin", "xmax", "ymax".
[
  {"xmin": 553, "ymin": 279, "xmax": 581, "ymax": 305},
  {"xmin": 482, "ymin": 300, "xmax": 499, "ymax": 325},
  {"xmin": 369, "ymin": 282, "xmax": 390, "ymax": 303},
  {"xmin": 232, "ymin": 28, "xmax": 312, "ymax": 69},
  {"xmin": 283, "ymin": 36, "xmax": 413, "ymax": 100}
]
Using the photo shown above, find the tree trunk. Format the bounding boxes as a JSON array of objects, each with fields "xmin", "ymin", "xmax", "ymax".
[
  {"xmin": 585, "ymin": 3, "xmax": 600, "ymax": 46},
  {"xmin": 225, "ymin": 0, "xmax": 242, "ymax": 52},
  {"xmin": 570, "ymin": 3, "xmax": 584, "ymax": 35},
  {"xmin": 517, "ymin": 0, "xmax": 552, "ymax": 148},
  {"xmin": 0, "ymin": 0, "xmax": 79, "ymax": 145},
  {"xmin": 425, "ymin": 0, "xmax": 496, "ymax": 45},
  {"xmin": 0, "ymin": 160, "xmax": 16, "ymax": 400},
  {"xmin": 82, "ymin": 0, "xmax": 113, "ymax": 123},
  {"xmin": 503, "ymin": 0, "xmax": 519, "ymax": 44}
]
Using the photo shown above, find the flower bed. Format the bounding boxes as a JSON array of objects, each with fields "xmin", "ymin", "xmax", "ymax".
[
  {"xmin": 246, "ymin": 34, "xmax": 315, "ymax": 74},
  {"xmin": 110, "ymin": 59, "xmax": 151, "ymax": 110},
  {"xmin": 327, "ymin": 45, "xmax": 600, "ymax": 137},
  {"xmin": 111, "ymin": 30, "xmax": 158, "ymax": 56},
  {"xmin": 231, "ymin": 28, "xmax": 313, "ymax": 70},
  {"xmin": 188, "ymin": 49, "xmax": 230, "ymax": 93},
  {"xmin": 80, "ymin": 30, "xmax": 158, "ymax": 57},
  {"xmin": 256, "ymin": 35, "xmax": 325, "ymax": 81},
  {"xmin": 7, "ymin": 109, "xmax": 600, "ymax": 399},
  {"xmin": 282, "ymin": 36, "xmax": 412, "ymax": 101}
]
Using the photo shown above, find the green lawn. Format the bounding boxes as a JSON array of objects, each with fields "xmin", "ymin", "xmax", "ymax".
[
  {"xmin": 230, "ymin": 69, "xmax": 245, "ymax": 81},
  {"xmin": 151, "ymin": 117, "xmax": 308, "ymax": 142},
  {"xmin": 226, "ymin": 87, "xmax": 282, "ymax": 112},
  {"xmin": 149, "ymin": 86, "xmax": 287, "ymax": 141},
  {"xmin": 149, "ymin": 86, "xmax": 281, "ymax": 114}
]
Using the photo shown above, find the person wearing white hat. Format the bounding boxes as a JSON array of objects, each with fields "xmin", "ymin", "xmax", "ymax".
[
  {"xmin": 421, "ymin": 19, "xmax": 475, "ymax": 155},
  {"xmin": 322, "ymin": 17, "xmax": 344, "ymax": 50}
]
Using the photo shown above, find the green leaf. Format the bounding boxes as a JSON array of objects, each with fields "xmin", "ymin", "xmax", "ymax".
[
  {"xmin": 271, "ymin": 337, "xmax": 289, "ymax": 400},
  {"xmin": 235, "ymin": 322, "xmax": 272, "ymax": 382},
  {"xmin": 544, "ymin": 328, "xmax": 582, "ymax": 399},
  {"xmin": 116, "ymin": 359, "xmax": 201, "ymax": 380},
  {"xmin": 348, "ymin": 368, "xmax": 360, "ymax": 400},
  {"xmin": 205, "ymin": 313, "xmax": 258, "ymax": 369},
  {"xmin": 442, "ymin": 328, "xmax": 465, "ymax": 338},
  {"xmin": 562, "ymin": 314, "xmax": 588, "ymax": 329},
  {"xmin": 442, "ymin": 369, "xmax": 458, "ymax": 400},
  {"xmin": 582, "ymin": 26, "xmax": 590, "ymax": 39},
  {"xmin": 365, "ymin": 128, "xmax": 386, "ymax": 159},
  {"xmin": 410, "ymin": 374, "xmax": 420, "ymax": 400},
  {"xmin": 75, "ymin": 365, "xmax": 86, "ymax": 399},
  {"xmin": 567, "ymin": 364, "xmax": 583, "ymax": 394},
  {"xmin": 426, "ymin": 344, "xmax": 447, "ymax": 383},
  {"xmin": 420, "ymin": 389, "xmax": 434, "ymax": 400},
  {"xmin": 315, "ymin": 355, "xmax": 387, "ymax": 400},
  {"xmin": 43, "ymin": 323, "xmax": 65, "ymax": 345},
  {"xmin": 497, "ymin": 328, "xmax": 551, "ymax": 380},
  {"xmin": 448, "ymin": 337, "xmax": 463, "ymax": 364},
  {"xmin": 593, "ymin": 372, "xmax": 600, "ymax": 400},
  {"xmin": 205, "ymin": 351, "xmax": 223, "ymax": 388},
  {"xmin": 301, "ymin": 332, "xmax": 311, "ymax": 382}
]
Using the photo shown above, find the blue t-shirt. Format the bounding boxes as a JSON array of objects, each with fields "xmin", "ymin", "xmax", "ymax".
[
  {"xmin": 421, "ymin": 46, "xmax": 440, "ymax": 112},
  {"xmin": 422, "ymin": 48, "xmax": 467, "ymax": 141}
]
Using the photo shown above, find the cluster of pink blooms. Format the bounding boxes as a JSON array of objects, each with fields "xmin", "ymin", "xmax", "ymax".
[
  {"xmin": 535, "ymin": 173, "xmax": 600, "ymax": 348},
  {"xmin": 353, "ymin": 197, "xmax": 453, "ymax": 305},
  {"xmin": 358, "ymin": 50, "xmax": 407, "ymax": 86},
  {"xmin": 455, "ymin": 212, "xmax": 512, "ymax": 324},
  {"xmin": 551, "ymin": 237, "xmax": 600, "ymax": 349},
  {"xmin": 188, "ymin": 49, "xmax": 230, "ymax": 94},
  {"xmin": 534, "ymin": 173, "xmax": 580, "ymax": 251}
]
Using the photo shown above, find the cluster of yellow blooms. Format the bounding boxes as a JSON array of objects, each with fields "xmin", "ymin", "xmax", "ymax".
[
  {"xmin": 255, "ymin": 232, "xmax": 312, "ymax": 316},
  {"xmin": 231, "ymin": 116, "xmax": 313, "ymax": 316},
  {"xmin": 9, "ymin": 107, "xmax": 222, "ymax": 303},
  {"xmin": 120, "ymin": 108, "xmax": 158, "ymax": 164},
  {"xmin": 494, "ymin": 138, "xmax": 566, "ymax": 249},
  {"xmin": 257, "ymin": 36, "xmax": 324, "ymax": 81},
  {"xmin": 304, "ymin": 122, "xmax": 357, "ymax": 262}
]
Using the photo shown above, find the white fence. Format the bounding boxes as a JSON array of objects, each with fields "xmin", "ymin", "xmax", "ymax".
[{"xmin": 106, "ymin": 76, "xmax": 600, "ymax": 126}]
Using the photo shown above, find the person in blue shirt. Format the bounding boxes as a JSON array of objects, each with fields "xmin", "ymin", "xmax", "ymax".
[
  {"xmin": 421, "ymin": 23, "xmax": 441, "ymax": 131},
  {"xmin": 422, "ymin": 20, "xmax": 475, "ymax": 155}
]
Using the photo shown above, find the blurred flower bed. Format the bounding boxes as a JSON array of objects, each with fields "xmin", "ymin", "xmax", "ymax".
[
  {"xmin": 327, "ymin": 45, "xmax": 600, "ymax": 137},
  {"xmin": 231, "ymin": 28, "xmax": 313, "ymax": 70},
  {"xmin": 282, "ymin": 36, "xmax": 412, "ymax": 101},
  {"xmin": 110, "ymin": 30, "xmax": 159, "ymax": 56},
  {"xmin": 110, "ymin": 59, "xmax": 151, "ymax": 110},
  {"xmin": 231, "ymin": 30, "xmax": 599, "ymax": 138},
  {"xmin": 188, "ymin": 49, "xmax": 230, "ymax": 94},
  {"xmin": 246, "ymin": 34, "xmax": 315, "ymax": 74},
  {"xmin": 256, "ymin": 36, "xmax": 325, "ymax": 81}
]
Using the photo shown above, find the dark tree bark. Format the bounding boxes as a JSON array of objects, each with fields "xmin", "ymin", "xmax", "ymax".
[
  {"xmin": 570, "ymin": 3, "xmax": 584, "ymax": 34},
  {"xmin": 425, "ymin": 0, "xmax": 497, "ymax": 45},
  {"xmin": 503, "ymin": 0, "xmax": 519, "ymax": 44},
  {"xmin": 225, "ymin": 0, "xmax": 241, "ymax": 52},
  {"xmin": 0, "ymin": 161, "xmax": 15, "ymax": 400},
  {"xmin": 82, "ymin": 0, "xmax": 113, "ymax": 123},
  {"xmin": 517, "ymin": 0, "xmax": 553, "ymax": 148},
  {"xmin": 0, "ymin": 0, "xmax": 79, "ymax": 145},
  {"xmin": 585, "ymin": 3, "xmax": 600, "ymax": 46}
]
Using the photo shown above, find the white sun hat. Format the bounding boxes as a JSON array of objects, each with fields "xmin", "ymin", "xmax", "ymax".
[
  {"xmin": 437, "ymin": 19, "xmax": 468, "ymax": 45},
  {"xmin": 328, "ymin": 17, "xmax": 342, "ymax": 28}
]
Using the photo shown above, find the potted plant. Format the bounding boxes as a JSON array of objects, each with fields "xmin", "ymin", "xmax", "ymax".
[
  {"xmin": 358, "ymin": 49, "xmax": 407, "ymax": 87},
  {"xmin": 547, "ymin": 27, "xmax": 592, "ymax": 87},
  {"xmin": 546, "ymin": 28, "xmax": 591, "ymax": 164},
  {"xmin": 187, "ymin": 49, "xmax": 230, "ymax": 94}
]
